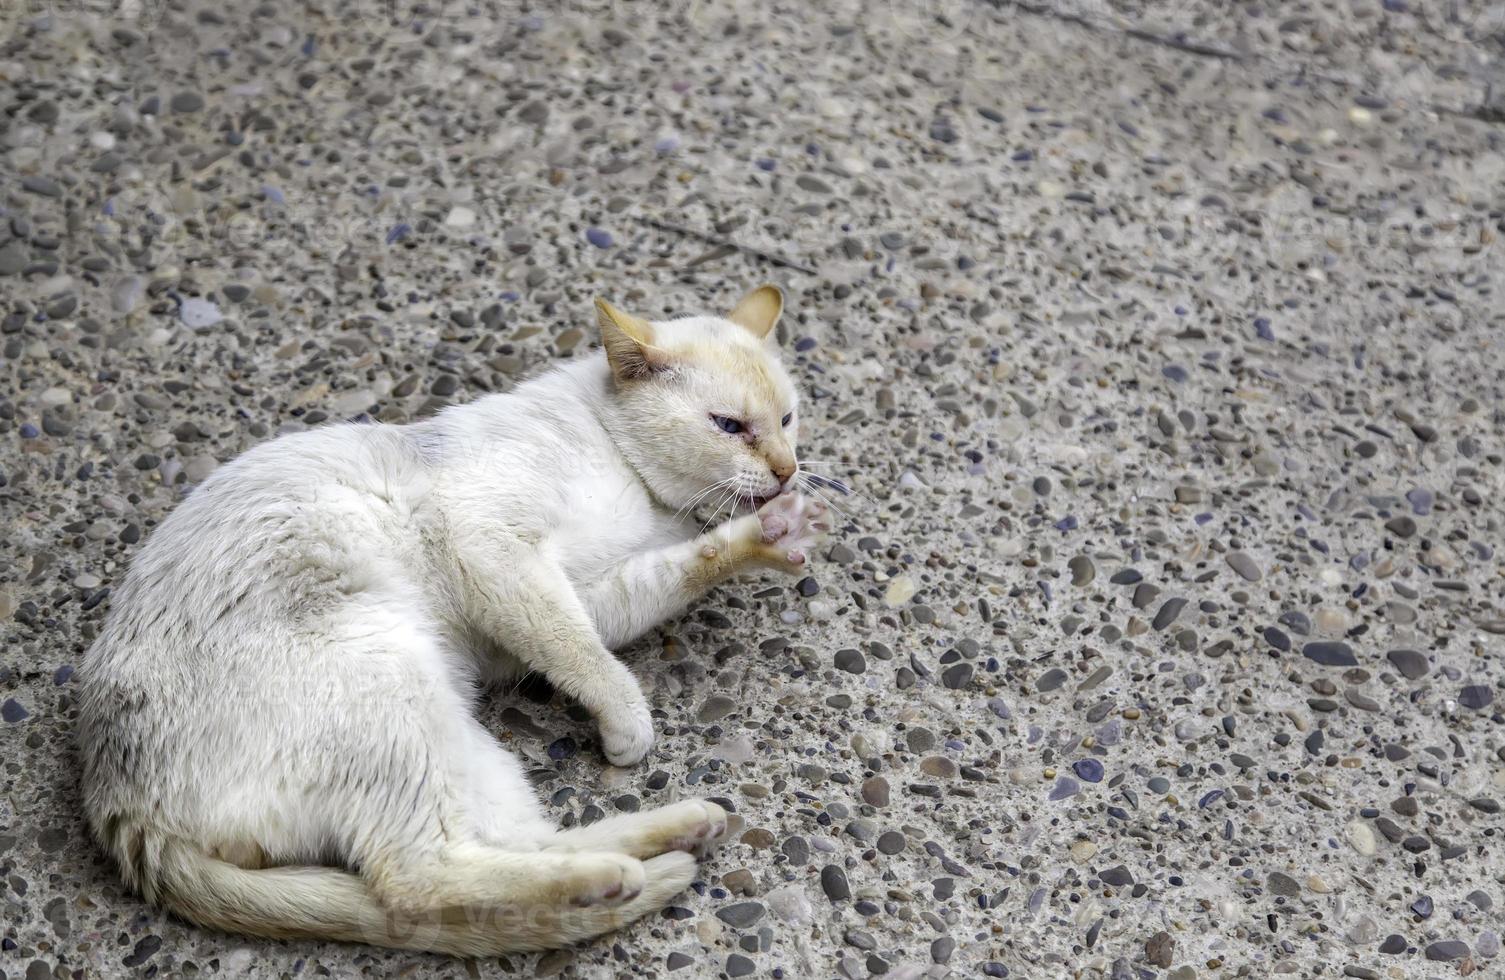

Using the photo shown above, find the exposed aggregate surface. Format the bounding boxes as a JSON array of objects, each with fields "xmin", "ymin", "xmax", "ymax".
[{"xmin": 2, "ymin": 1, "xmax": 1504, "ymax": 978}]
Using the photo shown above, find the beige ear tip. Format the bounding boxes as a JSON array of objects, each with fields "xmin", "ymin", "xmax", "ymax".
[{"xmin": 755, "ymin": 284, "xmax": 784, "ymax": 306}]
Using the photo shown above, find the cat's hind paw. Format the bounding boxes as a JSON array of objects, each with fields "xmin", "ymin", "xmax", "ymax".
[
  {"xmin": 663, "ymin": 799, "xmax": 729, "ymax": 857},
  {"xmin": 549, "ymin": 799, "xmax": 728, "ymax": 859},
  {"xmin": 754, "ymin": 492, "xmax": 829, "ymax": 573},
  {"xmin": 566, "ymin": 853, "xmax": 647, "ymax": 907},
  {"xmin": 547, "ymin": 799, "xmax": 728, "ymax": 859}
]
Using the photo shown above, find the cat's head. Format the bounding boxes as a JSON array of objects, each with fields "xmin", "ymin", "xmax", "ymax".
[{"xmin": 595, "ymin": 285, "xmax": 801, "ymax": 512}]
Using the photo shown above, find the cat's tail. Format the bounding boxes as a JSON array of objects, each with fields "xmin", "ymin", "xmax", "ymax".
[{"xmin": 146, "ymin": 837, "xmax": 695, "ymax": 956}]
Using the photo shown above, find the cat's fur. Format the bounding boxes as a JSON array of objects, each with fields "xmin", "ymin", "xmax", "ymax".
[{"xmin": 76, "ymin": 286, "xmax": 829, "ymax": 955}]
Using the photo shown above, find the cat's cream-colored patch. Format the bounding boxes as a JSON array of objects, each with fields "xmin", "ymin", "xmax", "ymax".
[{"xmin": 595, "ymin": 298, "xmax": 661, "ymax": 379}]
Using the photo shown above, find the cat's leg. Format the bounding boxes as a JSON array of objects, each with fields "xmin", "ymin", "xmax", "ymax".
[
  {"xmin": 368, "ymin": 838, "xmax": 657, "ymax": 911},
  {"xmin": 546, "ymin": 799, "xmax": 729, "ymax": 859},
  {"xmin": 293, "ymin": 633, "xmax": 699, "ymax": 940},
  {"xmin": 458, "ymin": 724, "xmax": 727, "ymax": 858},
  {"xmin": 113, "ymin": 590, "xmax": 705, "ymax": 954},
  {"xmin": 582, "ymin": 491, "xmax": 830, "ymax": 649},
  {"xmin": 355, "ymin": 754, "xmax": 700, "ymax": 951},
  {"xmin": 348, "ymin": 677, "xmax": 703, "ymax": 939},
  {"xmin": 356, "ymin": 842, "xmax": 697, "ymax": 953},
  {"xmin": 458, "ymin": 550, "xmax": 658, "ymax": 765}
]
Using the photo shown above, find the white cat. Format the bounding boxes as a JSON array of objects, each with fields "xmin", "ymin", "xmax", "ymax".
[{"xmin": 76, "ymin": 285, "xmax": 830, "ymax": 955}]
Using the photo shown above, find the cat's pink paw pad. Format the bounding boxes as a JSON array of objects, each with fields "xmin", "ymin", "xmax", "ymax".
[
  {"xmin": 755, "ymin": 493, "xmax": 829, "ymax": 570},
  {"xmin": 664, "ymin": 800, "xmax": 729, "ymax": 854},
  {"xmin": 568, "ymin": 854, "xmax": 646, "ymax": 907}
]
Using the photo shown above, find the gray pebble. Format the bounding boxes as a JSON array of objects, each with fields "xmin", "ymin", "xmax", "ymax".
[
  {"xmin": 1385, "ymin": 516, "xmax": 1417, "ymax": 538},
  {"xmin": 171, "ymin": 91, "xmax": 206, "ymax": 113},
  {"xmin": 0, "ymin": 242, "xmax": 27, "ymax": 276},
  {"xmin": 1459, "ymin": 686, "xmax": 1493, "ymax": 710},
  {"xmin": 1280, "ymin": 611, "xmax": 1313, "ymax": 636},
  {"xmin": 715, "ymin": 902, "xmax": 765, "ymax": 928},
  {"xmin": 1100, "ymin": 865, "xmax": 1133, "ymax": 887},
  {"xmin": 698, "ymin": 695, "xmax": 737, "ymax": 722},
  {"xmin": 1036, "ymin": 668, "xmax": 1068, "ymax": 692},
  {"xmin": 1152, "ymin": 598, "xmax": 1188, "ymax": 631},
  {"xmin": 1303, "ymin": 642, "xmax": 1358, "ymax": 667},
  {"xmin": 1225, "ymin": 551, "xmax": 1262, "ymax": 581},
  {"xmin": 1386, "ymin": 649, "xmax": 1428, "ymax": 680},
  {"xmin": 941, "ymin": 663, "xmax": 972, "ymax": 689},
  {"xmin": 834, "ymin": 649, "xmax": 866, "ymax": 674},
  {"xmin": 1267, "ymin": 871, "xmax": 1301, "ymax": 897},
  {"xmin": 1425, "ymin": 941, "xmax": 1469, "ymax": 961}
]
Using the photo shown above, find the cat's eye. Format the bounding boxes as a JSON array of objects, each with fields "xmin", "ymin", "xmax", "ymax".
[
  {"xmin": 781, "ymin": 412, "xmax": 793, "ymax": 427},
  {"xmin": 711, "ymin": 414, "xmax": 744, "ymax": 434}
]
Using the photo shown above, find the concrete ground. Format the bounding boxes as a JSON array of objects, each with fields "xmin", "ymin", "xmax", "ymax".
[{"xmin": 2, "ymin": 0, "xmax": 1504, "ymax": 977}]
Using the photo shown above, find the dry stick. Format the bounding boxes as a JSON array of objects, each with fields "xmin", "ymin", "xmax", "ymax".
[
  {"xmin": 685, "ymin": 244, "xmax": 739, "ymax": 268},
  {"xmin": 1121, "ymin": 27, "xmax": 1243, "ymax": 61},
  {"xmin": 998, "ymin": 0, "xmax": 1244, "ymax": 60},
  {"xmin": 638, "ymin": 217, "xmax": 820, "ymax": 276},
  {"xmin": 994, "ymin": 0, "xmax": 1499, "ymax": 123}
]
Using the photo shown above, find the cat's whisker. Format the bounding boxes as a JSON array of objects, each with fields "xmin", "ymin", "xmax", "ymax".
[
  {"xmin": 805, "ymin": 491, "xmax": 858, "ymax": 529},
  {"xmin": 796, "ymin": 471, "xmax": 849, "ymax": 504},
  {"xmin": 790, "ymin": 458, "xmax": 877, "ymax": 475},
  {"xmin": 796, "ymin": 475, "xmax": 865, "ymax": 532},
  {"xmin": 673, "ymin": 491, "xmax": 707, "ymax": 524},
  {"xmin": 794, "ymin": 465, "xmax": 879, "ymax": 512},
  {"xmin": 796, "ymin": 466, "xmax": 860, "ymax": 504},
  {"xmin": 503, "ymin": 670, "xmax": 539, "ymax": 701},
  {"xmin": 694, "ymin": 503, "xmax": 725, "ymax": 536},
  {"xmin": 699, "ymin": 483, "xmax": 741, "ymax": 535},
  {"xmin": 798, "ymin": 472, "xmax": 853, "ymax": 496},
  {"xmin": 708, "ymin": 498, "xmax": 737, "ymax": 532},
  {"xmin": 686, "ymin": 477, "xmax": 738, "ymax": 520},
  {"xmin": 794, "ymin": 456, "xmax": 876, "ymax": 496},
  {"xmin": 676, "ymin": 477, "xmax": 736, "ymax": 523},
  {"xmin": 834, "ymin": 482, "xmax": 880, "ymax": 511},
  {"xmin": 694, "ymin": 477, "xmax": 737, "ymax": 508},
  {"xmin": 805, "ymin": 494, "xmax": 862, "ymax": 534}
]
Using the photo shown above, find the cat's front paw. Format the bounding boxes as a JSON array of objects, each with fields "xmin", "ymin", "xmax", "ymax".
[
  {"xmin": 753, "ymin": 492, "xmax": 830, "ymax": 574},
  {"xmin": 599, "ymin": 700, "xmax": 655, "ymax": 767}
]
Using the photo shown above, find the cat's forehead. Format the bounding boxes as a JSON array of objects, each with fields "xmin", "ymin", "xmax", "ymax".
[{"xmin": 656, "ymin": 315, "xmax": 795, "ymax": 407}]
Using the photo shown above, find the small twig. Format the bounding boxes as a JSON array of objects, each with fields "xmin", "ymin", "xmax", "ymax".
[
  {"xmin": 999, "ymin": 0, "xmax": 1244, "ymax": 61},
  {"xmin": 1121, "ymin": 26, "xmax": 1243, "ymax": 61},
  {"xmin": 1435, "ymin": 101, "xmax": 1505, "ymax": 123},
  {"xmin": 993, "ymin": 0, "xmax": 1505, "ymax": 123},
  {"xmin": 685, "ymin": 243, "xmax": 739, "ymax": 268},
  {"xmin": 638, "ymin": 217, "xmax": 819, "ymax": 276}
]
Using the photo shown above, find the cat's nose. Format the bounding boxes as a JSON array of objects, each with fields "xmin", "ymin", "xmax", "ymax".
[{"xmin": 769, "ymin": 460, "xmax": 796, "ymax": 485}]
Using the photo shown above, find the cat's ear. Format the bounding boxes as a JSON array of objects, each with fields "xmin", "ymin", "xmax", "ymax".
[
  {"xmin": 727, "ymin": 284, "xmax": 784, "ymax": 341},
  {"xmin": 595, "ymin": 298, "xmax": 663, "ymax": 380}
]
